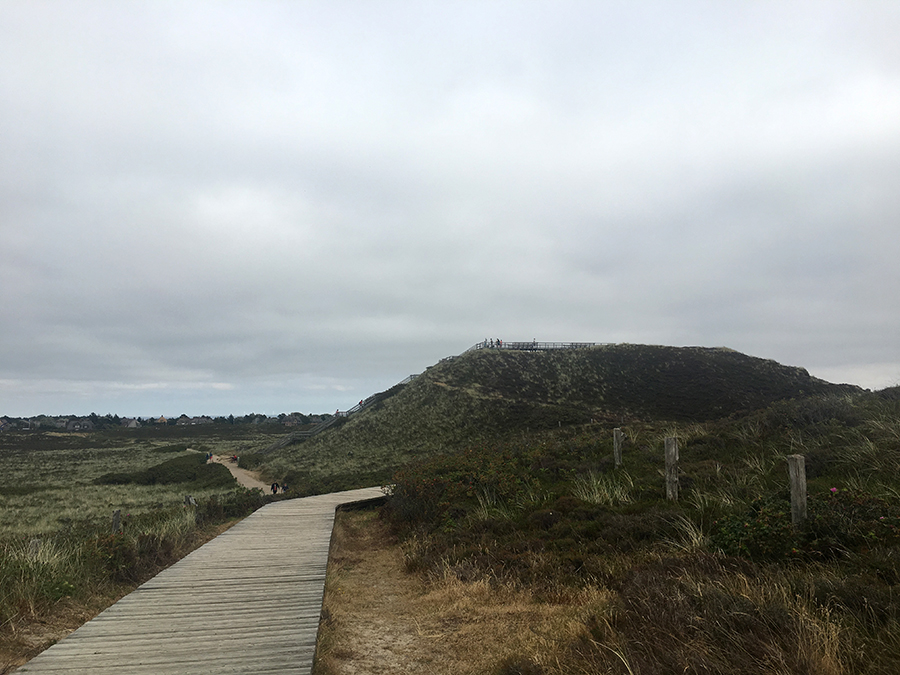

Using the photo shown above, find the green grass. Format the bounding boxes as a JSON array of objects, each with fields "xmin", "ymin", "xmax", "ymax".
[
  {"xmin": 0, "ymin": 425, "xmax": 281, "ymax": 535},
  {"xmin": 0, "ymin": 490, "xmax": 269, "ymax": 631},
  {"xmin": 0, "ymin": 424, "xmax": 283, "ymax": 641}
]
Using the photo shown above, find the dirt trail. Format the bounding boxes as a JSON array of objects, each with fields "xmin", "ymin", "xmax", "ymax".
[
  {"xmin": 209, "ymin": 454, "xmax": 270, "ymax": 492},
  {"xmin": 317, "ymin": 511, "xmax": 584, "ymax": 675}
]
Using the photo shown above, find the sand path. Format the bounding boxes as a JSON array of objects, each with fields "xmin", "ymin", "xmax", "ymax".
[{"xmin": 209, "ymin": 454, "xmax": 270, "ymax": 492}]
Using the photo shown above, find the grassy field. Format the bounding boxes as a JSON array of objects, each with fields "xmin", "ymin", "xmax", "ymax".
[
  {"xmin": 0, "ymin": 425, "xmax": 285, "ymax": 534},
  {"xmin": 0, "ymin": 423, "xmax": 287, "ymax": 668}
]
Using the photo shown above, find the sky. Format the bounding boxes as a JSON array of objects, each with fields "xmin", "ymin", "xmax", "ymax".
[{"xmin": 2, "ymin": 1, "xmax": 899, "ymax": 418}]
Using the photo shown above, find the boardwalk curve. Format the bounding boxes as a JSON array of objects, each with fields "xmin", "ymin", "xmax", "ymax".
[{"xmin": 16, "ymin": 487, "xmax": 386, "ymax": 675}]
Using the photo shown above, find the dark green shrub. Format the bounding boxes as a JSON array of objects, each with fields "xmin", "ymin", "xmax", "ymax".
[
  {"xmin": 711, "ymin": 498, "xmax": 796, "ymax": 561},
  {"xmin": 803, "ymin": 489, "xmax": 900, "ymax": 559},
  {"xmin": 87, "ymin": 533, "xmax": 140, "ymax": 582},
  {"xmin": 153, "ymin": 443, "xmax": 190, "ymax": 453},
  {"xmin": 94, "ymin": 453, "xmax": 233, "ymax": 488},
  {"xmin": 711, "ymin": 489, "xmax": 900, "ymax": 562}
]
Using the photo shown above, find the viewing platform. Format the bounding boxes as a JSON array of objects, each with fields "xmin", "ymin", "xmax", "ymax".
[{"xmin": 467, "ymin": 339, "xmax": 598, "ymax": 351}]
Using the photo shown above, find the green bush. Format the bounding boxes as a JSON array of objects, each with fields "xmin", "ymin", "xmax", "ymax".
[
  {"xmin": 711, "ymin": 498, "xmax": 796, "ymax": 560},
  {"xmin": 94, "ymin": 453, "xmax": 233, "ymax": 488},
  {"xmin": 711, "ymin": 489, "xmax": 900, "ymax": 562}
]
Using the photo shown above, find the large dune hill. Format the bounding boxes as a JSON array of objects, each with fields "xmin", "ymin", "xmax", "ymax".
[{"xmin": 261, "ymin": 344, "xmax": 859, "ymax": 492}]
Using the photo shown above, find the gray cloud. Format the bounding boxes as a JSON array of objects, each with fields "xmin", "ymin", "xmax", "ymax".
[{"xmin": 3, "ymin": 1, "xmax": 900, "ymax": 416}]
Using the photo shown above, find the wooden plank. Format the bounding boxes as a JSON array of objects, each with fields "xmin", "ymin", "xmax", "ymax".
[{"xmin": 16, "ymin": 487, "xmax": 386, "ymax": 675}]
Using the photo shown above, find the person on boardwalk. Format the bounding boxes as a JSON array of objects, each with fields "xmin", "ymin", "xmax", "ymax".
[{"xmin": 271, "ymin": 482, "xmax": 280, "ymax": 495}]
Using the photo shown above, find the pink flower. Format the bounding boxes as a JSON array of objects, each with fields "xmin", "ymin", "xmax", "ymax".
[{"xmin": 830, "ymin": 487, "xmax": 838, "ymax": 494}]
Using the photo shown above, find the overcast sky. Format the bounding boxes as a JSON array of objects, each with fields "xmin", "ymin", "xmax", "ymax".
[{"xmin": 2, "ymin": 1, "xmax": 899, "ymax": 418}]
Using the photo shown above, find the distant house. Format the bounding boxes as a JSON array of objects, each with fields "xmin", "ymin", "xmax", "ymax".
[
  {"xmin": 66, "ymin": 418, "xmax": 94, "ymax": 431},
  {"xmin": 0, "ymin": 418, "xmax": 10, "ymax": 432},
  {"xmin": 176, "ymin": 415, "xmax": 213, "ymax": 426},
  {"xmin": 121, "ymin": 418, "xmax": 141, "ymax": 428},
  {"xmin": 155, "ymin": 416, "xmax": 167, "ymax": 425}
]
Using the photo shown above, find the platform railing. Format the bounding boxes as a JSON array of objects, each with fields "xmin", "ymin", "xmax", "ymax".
[{"xmin": 466, "ymin": 340, "xmax": 598, "ymax": 352}]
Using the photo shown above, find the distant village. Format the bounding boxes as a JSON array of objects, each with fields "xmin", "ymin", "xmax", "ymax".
[{"xmin": 0, "ymin": 412, "xmax": 331, "ymax": 432}]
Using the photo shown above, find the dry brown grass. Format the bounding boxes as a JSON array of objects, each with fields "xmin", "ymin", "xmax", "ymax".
[{"xmin": 316, "ymin": 510, "xmax": 619, "ymax": 675}]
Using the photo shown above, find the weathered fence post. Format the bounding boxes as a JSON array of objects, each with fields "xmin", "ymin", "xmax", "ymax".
[
  {"xmin": 665, "ymin": 437, "xmax": 679, "ymax": 501},
  {"xmin": 787, "ymin": 454, "xmax": 807, "ymax": 528},
  {"xmin": 613, "ymin": 428, "xmax": 624, "ymax": 469},
  {"xmin": 112, "ymin": 509, "xmax": 122, "ymax": 534}
]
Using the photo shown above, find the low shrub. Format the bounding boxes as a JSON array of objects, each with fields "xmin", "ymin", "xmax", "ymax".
[
  {"xmin": 711, "ymin": 489, "xmax": 900, "ymax": 562},
  {"xmin": 94, "ymin": 453, "xmax": 233, "ymax": 488}
]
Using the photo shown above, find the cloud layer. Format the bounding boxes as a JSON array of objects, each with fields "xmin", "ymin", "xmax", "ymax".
[{"xmin": 3, "ymin": 1, "xmax": 899, "ymax": 416}]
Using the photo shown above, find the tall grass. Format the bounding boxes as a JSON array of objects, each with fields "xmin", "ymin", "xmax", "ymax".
[
  {"xmin": 572, "ymin": 471, "xmax": 634, "ymax": 505},
  {"xmin": 0, "ymin": 427, "xmax": 277, "ymax": 653},
  {"xmin": 0, "ymin": 490, "xmax": 266, "ymax": 630},
  {"xmin": 0, "ymin": 537, "xmax": 82, "ymax": 624}
]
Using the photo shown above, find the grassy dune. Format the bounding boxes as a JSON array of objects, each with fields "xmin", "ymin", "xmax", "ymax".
[
  {"xmin": 272, "ymin": 344, "xmax": 900, "ymax": 674},
  {"xmin": 261, "ymin": 344, "xmax": 859, "ymax": 493}
]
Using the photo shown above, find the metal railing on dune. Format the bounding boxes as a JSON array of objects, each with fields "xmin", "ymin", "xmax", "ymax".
[
  {"xmin": 293, "ymin": 374, "xmax": 421, "ymax": 438},
  {"xmin": 466, "ymin": 340, "xmax": 598, "ymax": 352}
]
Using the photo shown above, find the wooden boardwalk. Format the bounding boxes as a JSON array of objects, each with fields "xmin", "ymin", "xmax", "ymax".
[{"xmin": 16, "ymin": 487, "xmax": 386, "ymax": 675}]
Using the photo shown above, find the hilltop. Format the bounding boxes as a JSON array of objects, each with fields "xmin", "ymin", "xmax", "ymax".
[{"xmin": 260, "ymin": 343, "xmax": 859, "ymax": 491}]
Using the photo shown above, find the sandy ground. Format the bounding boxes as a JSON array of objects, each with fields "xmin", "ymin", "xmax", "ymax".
[
  {"xmin": 208, "ymin": 454, "xmax": 270, "ymax": 492},
  {"xmin": 316, "ymin": 511, "xmax": 586, "ymax": 675}
]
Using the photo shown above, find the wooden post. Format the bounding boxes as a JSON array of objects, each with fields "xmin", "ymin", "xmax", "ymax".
[
  {"xmin": 112, "ymin": 509, "xmax": 122, "ymax": 534},
  {"xmin": 613, "ymin": 428, "xmax": 624, "ymax": 469},
  {"xmin": 665, "ymin": 437, "xmax": 679, "ymax": 501},
  {"xmin": 787, "ymin": 454, "xmax": 807, "ymax": 528}
]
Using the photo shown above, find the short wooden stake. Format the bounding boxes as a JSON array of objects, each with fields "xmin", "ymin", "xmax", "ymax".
[
  {"xmin": 112, "ymin": 509, "xmax": 122, "ymax": 534},
  {"xmin": 787, "ymin": 454, "xmax": 807, "ymax": 528},
  {"xmin": 613, "ymin": 428, "xmax": 624, "ymax": 469},
  {"xmin": 665, "ymin": 436, "xmax": 679, "ymax": 501}
]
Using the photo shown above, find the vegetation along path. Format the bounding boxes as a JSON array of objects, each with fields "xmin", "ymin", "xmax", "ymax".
[{"xmin": 15, "ymin": 486, "xmax": 386, "ymax": 675}]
